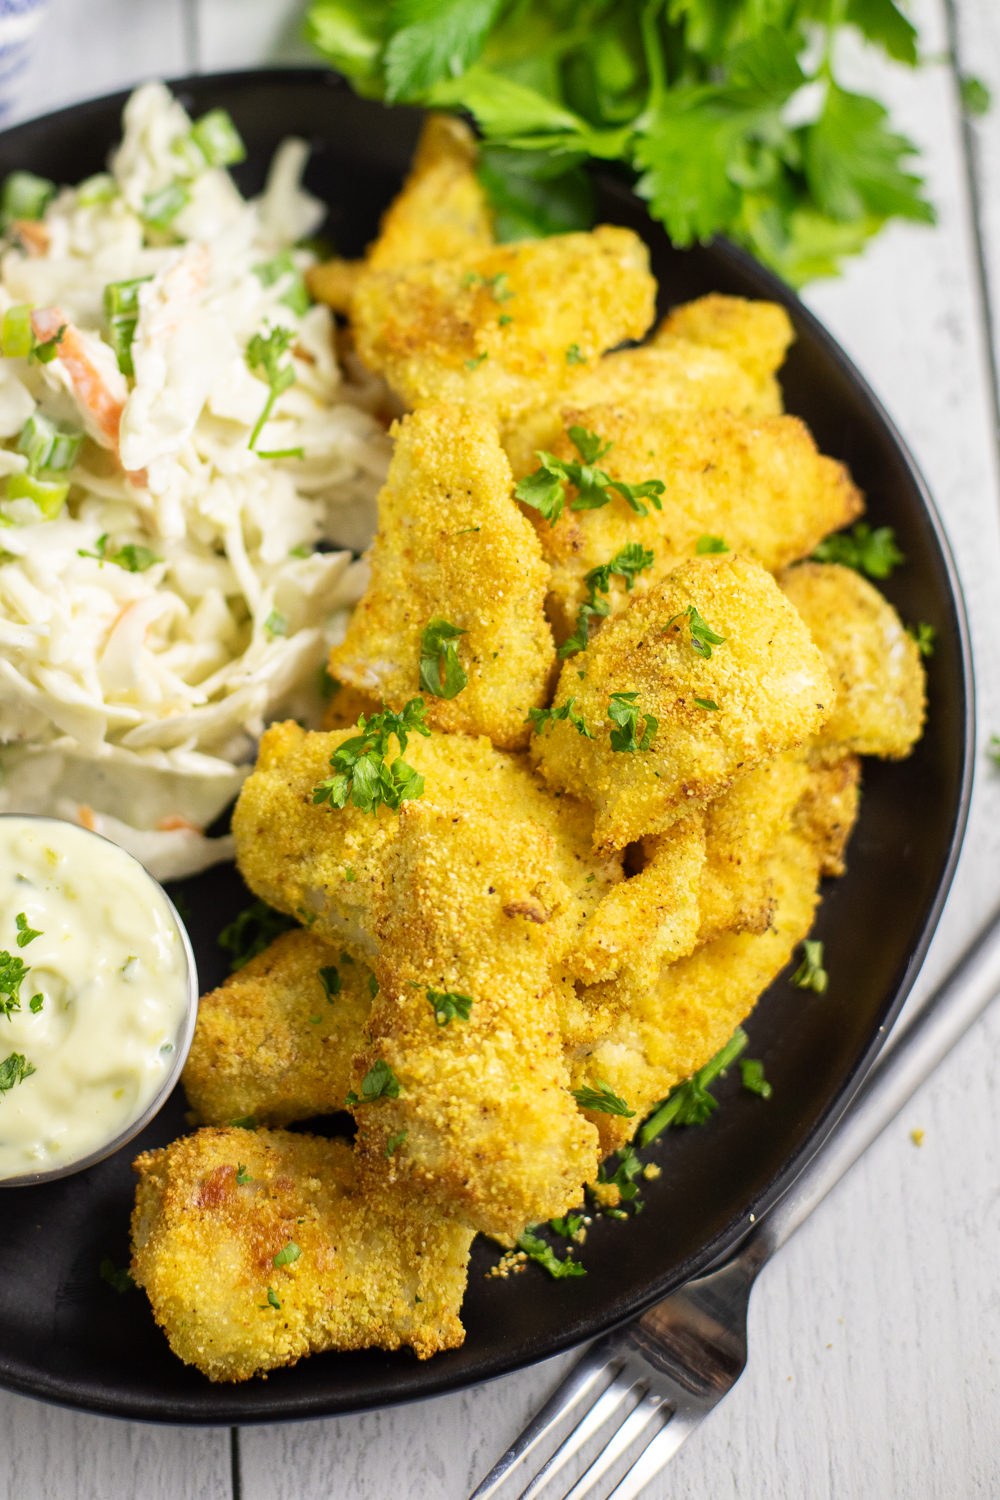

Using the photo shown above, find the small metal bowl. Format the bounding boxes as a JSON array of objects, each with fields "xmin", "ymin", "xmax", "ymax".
[{"xmin": 0, "ymin": 813, "xmax": 198, "ymax": 1188}]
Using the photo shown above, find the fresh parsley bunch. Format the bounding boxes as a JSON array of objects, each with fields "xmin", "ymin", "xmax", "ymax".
[{"xmin": 306, "ymin": 0, "xmax": 935, "ymax": 285}]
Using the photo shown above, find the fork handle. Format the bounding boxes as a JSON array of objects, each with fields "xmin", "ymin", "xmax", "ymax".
[{"xmin": 753, "ymin": 902, "xmax": 1000, "ymax": 1260}]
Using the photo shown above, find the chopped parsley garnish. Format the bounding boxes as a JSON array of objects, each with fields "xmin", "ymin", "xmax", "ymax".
[
  {"xmin": 385, "ymin": 1129, "xmax": 408, "ymax": 1157},
  {"xmin": 236, "ymin": 1163, "xmax": 253, "ymax": 1185},
  {"xmin": 427, "ymin": 988, "xmax": 474, "ymax": 1025},
  {"xmin": 273, "ymin": 1241, "xmax": 301, "ymax": 1268},
  {"xmin": 791, "ymin": 939, "xmax": 828, "ymax": 993},
  {"xmin": 369, "ymin": 973, "xmax": 379, "ymax": 999},
  {"xmin": 693, "ymin": 697, "xmax": 719, "ymax": 711},
  {"xmin": 308, "ymin": 1014, "xmax": 322, "ymax": 1025},
  {"xmin": 246, "ymin": 324, "xmax": 297, "ymax": 452},
  {"xmin": 639, "ymin": 1028, "xmax": 749, "ymax": 1146},
  {"xmin": 345, "ymin": 1058, "xmax": 400, "ymax": 1106},
  {"xmin": 253, "ymin": 249, "xmax": 310, "ymax": 317},
  {"xmin": 812, "ymin": 523, "xmax": 904, "ymax": 579},
  {"xmin": 607, "ymin": 692, "xmax": 657, "ymax": 752},
  {"xmin": 345, "ymin": 866, "xmax": 357, "ymax": 882},
  {"xmin": 319, "ymin": 966, "xmax": 342, "ymax": 1002},
  {"xmin": 0, "ymin": 1050, "xmax": 35, "ymax": 1093},
  {"xmin": 696, "ymin": 534, "xmax": 729, "ymax": 554},
  {"xmin": 596, "ymin": 1144, "xmax": 644, "ymax": 1202},
  {"xmin": 740, "ymin": 1058, "xmax": 772, "ymax": 1099},
  {"xmin": 571, "ymin": 1080, "xmax": 635, "ymax": 1117},
  {"xmin": 565, "ymin": 342, "xmax": 585, "ymax": 365},
  {"xmin": 908, "ymin": 622, "xmax": 936, "ymax": 657},
  {"xmin": 77, "ymin": 533, "xmax": 162, "ymax": 572},
  {"xmin": 514, "ymin": 426, "xmax": 665, "ymax": 524},
  {"xmin": 465, "ymin": 351, "xmax": 488, "ymax": 370},
  {"xmin": 419, "ymin": 618, "xmax": 468, "ymax": 700},
  {"xmin": 526, "ymin": 697, "xmax": 593, "ymax": 739},
  {"xmin": 261, "ymin": 1286, "xmax": 281, "ymax": 1310},
  {"xmin": 99, "ymin": 1258, "xmax": 135, "ymax": 1294},
  {"xmin": 664, "ymin": 603, "xmax": 727, "ymax": 660},
  {"xmin": 550, "ymin": 1213, "xmax": 584, "ymax": 1238},
  {"xmin": 218, "ymin": 899, "xmax": 295, "ymax": 971},
  {"xmin": 15, "ymin": 913, "xmax": 40, "ymax": 947},
  {"xmin": 516, "ymin": 1229, "xmax": 586, "ymax": 1279},
  {"xmin": 229, "ymin": 1115, "xmax": 258, "ymax": 1130},
  {"xmin": 559, "ymin": 542, "xmax": 655, "ymax": 659},
  {"xmin": 29, "ymin": 993, "xmax": 43, "ymax": 1013},
  {"xmin": 0, "ymin": 951, "xmax": 29, "ymax": 1018},
  {"xmin": 312, "ymin": 698, "xmax": 430, "ymax": 816}
]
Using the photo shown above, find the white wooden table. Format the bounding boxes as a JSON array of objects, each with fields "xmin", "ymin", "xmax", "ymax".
[{"xmin": 3, "ymin": 2, "xmax": 1000, "ymax": 1496}]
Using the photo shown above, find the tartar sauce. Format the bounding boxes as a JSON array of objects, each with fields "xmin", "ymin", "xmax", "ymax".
[{"xmin": 0, "ymin": 816, "xmax": 192, "ymax": 1181}]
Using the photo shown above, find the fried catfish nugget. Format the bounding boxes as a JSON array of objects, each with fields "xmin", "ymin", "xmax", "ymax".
[
  {"xmin": 654, "ymin": 293, "xmax": 794, "ymax": 413},
  {"xmin": 569, "ymin": 831, "xmax": 821, "ymax": 1153},
  {"xmin": 350, "ymin": 226, "xmax": 656, "ymax": 424},
  {"xmin": 529, "ymin": 404, "xmax": 863, "ymax": 641},
  {"xmin": 131, "ymin": 1129, "xmax": 474, "ymax": 1381},
  {"xmin": 329, "ymin": 405, "xmax": 554, "ymax": 749},
  {"xmin": 781, "ymin": 562, "xmax": 925, "ymax": 760},
  {"xmin": 792, "ymin": 752, "xmax": 862, "ymax": 877},
  {"xmin": 532, "ymin": 555, "xmax": 832, "ymax": 852},
  {"xmin": 351, "ymin": 803, "xmax": 600, "ymax": 1239},
  {"xmin": 183, "ymin": 931, "xmax": 373, "ymax": 1128},
  {"xmin": 232, "ymin": 721, "xmax": 620, "ymax": 963},
  {"xmin": 368, "ymin": 114, "xmax": 493, "ymax": 270}
]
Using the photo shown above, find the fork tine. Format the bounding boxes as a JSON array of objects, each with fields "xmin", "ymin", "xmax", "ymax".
[
  {"xmin": 516, "ymin": 1367, "xmax": 642, "ymax": 1500},
  {"xmin": 603, "ymin": 1408, "xmax": 703, "ymax": 1500},
  {"xmin": 468, "ymin": 1342, "xmax": 616, "ymax": 1500},
  {"xmin": 559, "ymin": 1392, "xmax": 668, "ymax": 1500}
]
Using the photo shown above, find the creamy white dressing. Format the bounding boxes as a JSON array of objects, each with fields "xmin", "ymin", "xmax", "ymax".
[{"xmin": 0, "ymin": 815, "xmax": 192, "ymax": 1180}]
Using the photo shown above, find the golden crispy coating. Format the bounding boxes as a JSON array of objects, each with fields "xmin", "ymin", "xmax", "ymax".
[
  {"xmin": 792, "ymin": 751, "xmax": 862, "ymax": 876},
  {"xmin": 321, "ymin": 681, "xmax": 383, "ymax": 732},
  {"xmin": 329, "ymin": 405, "xmax": 554, "ymax": 749},
  {"xmin": 500, "ymin": 340, "xmax": 775, "ymax": 482},
  {"xmin": 565, "ymin": 815, "xmax": 705, "ymax": 1005},
  {"xmin": 182, "ymin": 931, "xmax": 373, "ymax": 1128},
  {"xmin": 131, "ymin": 1128, "xmax": 474, "ymax": 1381},
  {"xmin": 350, "ymin": 226, "xmax": 656, "ymax": 424},
  {"xmin": 529, "ymin": 404, "xmax": 863, "ymax": 641},
  {"xmin": 569, "ymin": 831, "xmax": 821, "ymax": 1153},
  {"xmin": 654, "ymin": 294, "xmax": 795, "ymax": 412},
  {"xmin": 232, "ymin": 722, "xmax": 620, "ymax": 962},
  {"xmin": 368, "ymin": 114, "xmax": 494, "ymax": 271},
  {"xmin": 780, "ymin": 562, "xmax": 926, "ymax": 760},
  {"xmin": 352, "ymin": 803, "xmax": 599, "ymax": 1238},
  {"xmin": 531, "ymin": 555, "xmax": 833, "ymax": 852},
  {"xmin": 696, "ymin": 750, "xmax": 810, "ymax": 945},
  {"xmin": 306, "ymin": 258, "xmax": 363, "ymax": 317}
]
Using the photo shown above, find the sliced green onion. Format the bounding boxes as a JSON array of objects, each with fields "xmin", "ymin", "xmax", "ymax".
[
  {"xmin": 142, "ymin": 182, "xmax": 190, "ymax": 231},
  {"xmin": 17, "ymin": 412, "xmax": 56, "ymax": 472},
  {"xmin": 264, "ymin": 610, "xmax": 287, "ymax": 638},
  {"xmin": 47, "ymin": 429, "xmax": 82, "ymax": 472},
  {"xmin": 253, "ymin": 251, "xmax": 311, "ymax": 317},
  {"xmin": 104, "ymin": 278, "xmax": 150, "ymax": 320},
  {"xmin": 107, "ymin": 317, "xmax": 138, "ymax": 376},
  {"xmin": 171, "ymin": 134, "xmax": 208, "ymax": 178},
  {"xmin": 191, "ymin": 109, "xmax": 246, "ymax": 168},
  {"xmin": 1, "ymin": 305, "xmax": 33, "ymax": 359},
  {"xmin": 77, "ymin": 174, "xmax": 118, "ymax": 207},
  {"xmin": 0, "ymin": 171, "xmax": 56, "ymax": 228},
  {"xmin": 6, "ymin": 472, "xmax": 69, "ymax": 519}
]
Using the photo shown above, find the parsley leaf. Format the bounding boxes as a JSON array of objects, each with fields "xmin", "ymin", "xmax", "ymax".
[
  {"xmin": 383, "ymin": 0, "xmax": 505, "ymax": 103},
  {"xmin": 15, "ymin": 913, "xmax": 41, "ymax": 947},
  {"xmin": 812, "ymin": 522, "xmax": 905, "ymax": 578},
  {"xmin": 385, "ymin": 1129, "xmax": 408, "ymax": 1157},
  {"xmin": 77, "ymin": 534, "xmax": 162, "ymax": 572},
  {"xmin": 607, "ymin": 692, "xmax": 657, "ymax": 753},
  {"xmin": 571, "ymin": 1080, "xmax": 635, "ymax": 1117},
  {"xmin": 596, "ymin": 1144, "xmax": 644, "ymax": 1201},
  {"xmin": 805, "ymin": 84, "xmax": 932, "ymax": 227},
  {"xmin": 664, "ymin": 604, "xmax": 727, "ymax": 659},
  {"xmin": 419, "ymin": 618, "xmax": 468, "ymax": 699},
  {"xmin": 0, "ymin": 1050, "xmax": 35, "ymax": 1093},
  {"xmin": 559, "ymin": 542, "xmax": 655, "ymax": 659},
  {"xmin": 273, "ymin": 1241, "xmax": 301, "ymax": 1268},
  {"xmin": 514, "ymin": 426, "xmax": 664, "ymax": 524},
  {"xmin": 312, "ymin": 698, "xmax": 430, "ymax": 816},
  {"xmin": 218, "ymin": 899, "xmax": 295, "ymax": 972},
  {"xmin": 516, "ymin": 1229, "xmax": 586, "ymax": 1279},
  {"xmin": 0, "ymin": 951, "xmax": 29, "ymax": 1018},
  {"xmin": 550, "ymin": 1213, "xmax": 584, "ymax": 1239},
  {"xmin": 236, "ymin": 1163, "xmax": 253, "ymax": 1185},
  {"xmin": 740, "ymin": 1058, "xmax": 772, "ymax": 1098},
  {"xmin": 246, "ymin": 325, "xmax": 297, "ymax": 452},
  {"xmin": 908, "ymin": 622, "xmax": 935, "ymax": 658},
  {"xmin": 427, "ymin": 988, "xmax": 474, "ymax": 1025},
  {"xmin": 639, "ymin": 1028, "xmax": 749, "ymax": 1146},
  {"xmin": 693, "ymin": 696, "xmax": 719, "ymax": 711},
  {"xmin": 229, "ymin": 1115, "xmax": 258, "ymax": 1130},
  {"xmin": 262, "ymin": 1286, "xmax": 281, "ymax": 1310},
  {"xmin": 791, "ymin": 939, "xmax": 828, "ymax": 993},
  {"xmin": 566, "ymin": 342, "xmax": 585, "ymax": 364},
  {"xmin": 29, "ymin": 993, "xmax": 43, "ymax": 1013},
  {"xmin": 527, "ymin": 697, "xmax": 593, "ymax": 739},
  {"xmin": 960, "ymin": 76, "xmax": 991, "ymax": 118},
  {"xmin": 99, "ymin": 1258, "xmax": 135, "ymax": 1294},
  {"xmin": 696, "ymin": 534, "xmax": 728, "ymax": 554},
  {"xmin": 319, "ymin": 965, "xmax": 342, "ymax": 1002},
  {"xmin": 345, "ymin": 1058, "xmax": 401, "ymax": 1106}
]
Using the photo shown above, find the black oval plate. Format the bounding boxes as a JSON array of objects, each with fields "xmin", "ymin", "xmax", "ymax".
[{"xmin": 0, "ymin": 69, "xmax": 973, "ymax": 1424}]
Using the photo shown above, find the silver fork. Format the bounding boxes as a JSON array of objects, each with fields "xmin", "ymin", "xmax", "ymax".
[{"xmin": 470, "ymin": 905, "xmax": 1000, "ymax": 1500}]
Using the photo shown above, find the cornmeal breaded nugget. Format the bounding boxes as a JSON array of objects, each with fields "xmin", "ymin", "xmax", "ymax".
[
  {"xmin": 500, "ymin": 340, "xmax": 774, "ymax": 481},
  {"xmin": 792, "ymin": 752, "xmax": 862, "ymax": 877},
  {"xmin": 182, "ymin": 931, "xmax": 373, "ymax": 1128},
  {"xmin": 131, "ymin": 1128, "xmax": 474, "ymax": 1381},
  {"xmin": 351, "ymin": 802, "xmax": 600, "ymax": 1238},
  {"xmin": 350, "ymin": 226, "xmax": 656, "ymax": 424},
  {"xmin": 529, "ymin": 404, "xmax": 863, "ymax": 641},
  {"xmin": 568, "ymin": 831, "xmax": 821, "ymax": 1153},
  {"xmin": 321, "ymin": 681, "xmax": 383, "ymax": 732},
  {"xmin": 232, "ymin": 722, "xmax": 620, "ymax": 962},
  {"xmin": 531, "ymin": 555, "xmax": 833, "ymax": 852},
  {"xmin": 329, "ymin": 405, "xmax": 554, "ymax": 749},
  {"xmin": 696, "ymin": 750, "xmax": 810, "ymax": 945},
  {"xmin": 780, "ymin": 562, "xmax": 926, "ymax": 760},
  {"xmin": 653, "ymin": 293, "xmax": 795, "ymax": 413},
  {"xmin": 367, "ymin": 114, "xmax": 494, "ymax": 271},
  {"xmin": 306, "ymin": 258, "xmax": 362, "ymax": 316}
]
